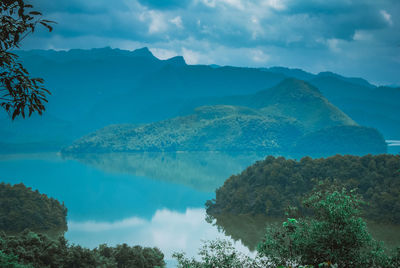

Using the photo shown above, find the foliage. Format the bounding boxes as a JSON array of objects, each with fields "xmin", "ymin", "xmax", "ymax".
[
  {"xmin": 206, "ymin": 154, "xmax": 400, "ymax": 223},
  {"xmin": 258, "ymin": 185, "xmax": 390, "ymax": 267},
  {"xmin": 0, "ymin": 182, "xmax": 67, "ymax": 234},
  {"xmin": 0, "ymin": 0, "xmax": 53, "ymax": 119},
  {"xmin": 0, "ymin": 184, "xmax": 165, "ymax": 267},
  {"xmin": 173, "ymin": 239, "xmax": 257, "ymax": 268},
  {"xmin": 0, "ymin": 230, "xmax": 165, "ymax": 268},
  {"xmin": 61, "ymin": 105, "xmax": 303, "ymax": 154},
  {"xmin": 179, "ymin": 186, "xmax": 400, "ymax": 267},
  {"xmin": 0, "ymin": 250, "xmax": 30, "ymax": 268}
]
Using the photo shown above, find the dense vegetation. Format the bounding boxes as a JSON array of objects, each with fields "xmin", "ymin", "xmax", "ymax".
[
  {"xmin": 0, "ymin": 183, "xmax": 165, "ymax": 267},
  {"xmin": 177, "ymin": 186, "xmax": 400, "ymax": 267},
  {"xmin": 206, "ymin": 154, "xmax": 400, "ymax": 223},
  {"xmin": 0, "ymin": 230, "xmax": 165, "ymax": 268},
  {"xmin": 0, "ymin": 183, "xmax": 67, "ymax": 234},
  {"xmin": 62, "ymin": 105, "xmax": 303, "ymax": 153},
  {"xmin": 62, "ymin": 79, "xmax": 387, "ymax": 155}
]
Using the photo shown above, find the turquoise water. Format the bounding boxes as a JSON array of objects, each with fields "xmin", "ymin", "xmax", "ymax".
[
  {"xmin": 0, "ymin": 152, "xmax": 262, "ymax": 263},
  {"xmin": 2, "ymin": 151, "xmax": 398, "ymax": 264}
]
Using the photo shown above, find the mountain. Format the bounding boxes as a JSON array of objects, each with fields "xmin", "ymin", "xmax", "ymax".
[
  {"xmin": 62, "ymin": 80, "xmax": 386, "ymax": 155},
  {"xmin": 1, "ymin": 47, "xmax": 398, "ymax": 153},
  {"xmin": 309, "ymin": 76, "xmax": 400, "ymax": 139},
  {"xmin": 294, "ymin": 125, "xmax": 387, "ymax": 155},
  {"xmin": 62, "ymin": 105, "xmax": 304, "ymax": 153},
  {"xmin": 178, "ymin": 79, "xmax": 357, "ymax": 132},
  {"xmin": 1, "ymin": 47, "xmax": 291, "ymax": 152},
  {"xmin": 262, "ymin": 68, "xmax": 399, "ymax": 139}
]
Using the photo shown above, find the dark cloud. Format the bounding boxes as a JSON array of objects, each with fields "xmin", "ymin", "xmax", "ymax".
[
  {"xmin": 21, "ymin": 0, "xmax": 400, "ymax": 85},
  {"xmin": 136, "ymin": 0, "xmax": 192, "ymax": 9}
]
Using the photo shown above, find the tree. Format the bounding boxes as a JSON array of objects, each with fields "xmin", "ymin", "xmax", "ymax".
[
  {"xmin": 173, "ymin": 239, "xmax": 257, "ymax": 268},
  {"xmin": 257, "ymin": 184, "xmax": 391, "ymax": 267},
  {"xmin": 178, "ymin": 184, "xmax": 400, "ymax": 267},
  {"xmin": 1, "ymin": 0, "xmax": 54, "ymax": 119}
]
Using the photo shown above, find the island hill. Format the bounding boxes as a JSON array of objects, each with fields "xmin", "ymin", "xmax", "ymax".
[{"xmin": 62, "ymin": 79, "xmax": 386, "ymax": 155}]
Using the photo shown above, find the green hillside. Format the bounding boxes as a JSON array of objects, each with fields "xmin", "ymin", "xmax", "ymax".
[
  {"xmin": 206, "ymin": 154, "xmax": 400, "ymax": 223},
  {"xmin": 62, "ymin": 105, "xmax": 303, "ymax": 153}
]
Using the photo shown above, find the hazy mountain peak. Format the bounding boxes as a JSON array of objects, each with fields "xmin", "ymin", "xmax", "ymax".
[
  {"xmin": 317, "ymin": 71, "xmax": 375, "ymax": 88},
  {"xmin": 165, "ymin": 55, "xmax": 186, "ymax": 66},
  {"xmin": 268, "ymin": 78, "xmax": 322, "ymax": 99},
  {"xmin": 264, "ymin": 66, "xmax": 315, "ymax": 81},
  {"xmin": 131, "ymin": 47, "xmax": 155, "ymax": 58}
]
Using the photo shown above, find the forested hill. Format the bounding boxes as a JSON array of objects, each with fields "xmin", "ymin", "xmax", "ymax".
[
  {"xmin": 0, "ymin": 183, "xmax": 67, "ymax": 234},
  {"xmin": 62, "ymin": 79, "xmax": 387, "ymax": 155},
  {"xmin": 178, "ymin": 78, "xmax": 357, "ymax": 132},
  {"xmin": 62, "ymin": 105, "xmax": 304, "ymax": 153},
  {"xmin": 206, "ymin": 154, "xmax": 400, "ymax": 223},
  {"xmin": 1, "ymin": 47, "xmax": 398, "ymax": 153}
]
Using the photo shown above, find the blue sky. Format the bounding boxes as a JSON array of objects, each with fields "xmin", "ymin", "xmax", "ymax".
[{"xmin": 24, "ymin": 0, "xmax": 400, "ymax": 85}]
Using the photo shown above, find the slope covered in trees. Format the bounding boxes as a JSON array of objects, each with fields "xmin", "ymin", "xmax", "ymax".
[
  {"xmin": 0, "ymin": 183, "xmax": 67, "ymax": 234},
  {"xmin": 0, "ymin": 231, "xmax": 165, "ymax": 268},
  {"xmin": 62, "ymin": 79, "xmax": 387, "ymax": 155},
  {"xmin": 206, "ymin": 154, "xmax": 400, "ymax": 223},
  {"xmin": 0, "ymin": 183, "xmax": 166, "ymax": 267},
  {"xmin": 2, "ymin": 48, "xmax": 398, "ymax": 153},
  {"xmin": 177, "ymin": 186, "xmax": 400, "ymax": 267},
  {"xmin": 62, "ymin": 105, "xmax": 303, "ymax": 153}
]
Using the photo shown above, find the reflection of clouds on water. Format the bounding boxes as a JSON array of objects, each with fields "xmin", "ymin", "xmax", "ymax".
[
  {"xmin": 69, "ymin": 217, "xmax": 146, "ymax": 232},
  {"xmin": 67, "ymin": 208, "xmax": 253, "ymax": 262},
  {"xmin": 386, "ymin": 140, "xmax": 400, "ymax": 146}
]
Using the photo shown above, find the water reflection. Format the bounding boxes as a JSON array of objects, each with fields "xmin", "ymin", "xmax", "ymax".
[
  {"xmin": 0, "ymin": 153, "xmax": 213, "ymax": 221},
  {"xmin": 63, "ymin": 152, "xmax": 267, "ymax": 191},
  {"xmin": 209, "ymin": 213, "xmax": 400, "ymax": 251},
  {"xmin": 208, "ymin": 214, "xmax": 282, "ymax": 251},
  {"xmin": 66, "ymin": 208, "xmax": 253, "ymax": 262},
  {"xmin": 2, "ymin": 152, "xmax": 399, "ymax": 265}
]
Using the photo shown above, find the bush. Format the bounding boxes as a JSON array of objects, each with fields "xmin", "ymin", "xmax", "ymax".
[
  {"xmin": 0, "ymin": 230, "xmax": 165, "ymax": 268},
  {"xmin": 258, "ymin": 185, "xmax": 391, "ymax": 267},
  {"xmin": 179, "ymin": 184, "xmax": 399, "ymax": 267},
  {"xmin": 0, "ymin": 183, "xmax": 67, "ymax": 235}
]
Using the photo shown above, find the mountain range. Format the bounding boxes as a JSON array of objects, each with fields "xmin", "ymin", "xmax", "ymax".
[
  {"xmin": 62, "ymin": 79, "xmax": 386, "ymax": 155},
  {"xmin": 1, "ymin": 47, "xmax": 396, "ymax": 154}
]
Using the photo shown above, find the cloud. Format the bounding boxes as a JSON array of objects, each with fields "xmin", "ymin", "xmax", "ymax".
[
  {"xmin": 380, "ymin": 10, "xmax": 393, "ymax": 26},
  {"xmin": 67, "ymin": 208, "xmax": 253, "ymax": 260},
  {"xmin": 69, "ymin": 217, "xmax": 146, "ymax": 232},
  {"xmin": 144, "ymin": 10, "xmax": 168, "ymax": 34},
  {"xmin": 137, "ymin": 0, "xmax": 192, "ymax": 10},
  {"xmin": 23, "ymin": 0, "xmax": 400, "ymax": 85},
  {"xmin": 182, "ymin": 47, "xmax": 202, "ymax": 64},
  {"xmin": 170, "ymin": 16, "xmax": 184, "ymax": 28}
]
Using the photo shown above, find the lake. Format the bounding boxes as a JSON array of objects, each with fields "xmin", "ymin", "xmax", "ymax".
[
  {"xmin": 1, "ymin": 151, "xmax": 399, "ymax": 266},
  {"xmin": 0, "ymin": 152, "xmax": 265, "ymax": 265}
]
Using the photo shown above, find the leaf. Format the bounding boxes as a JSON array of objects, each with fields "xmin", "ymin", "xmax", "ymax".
[
  {"xmin": 29, "ymin": 11, "xmax": 42, "ymax": 15},
  {"xmin": 39, "ymin": 21, "xmax": 53, "ymax": 32}
]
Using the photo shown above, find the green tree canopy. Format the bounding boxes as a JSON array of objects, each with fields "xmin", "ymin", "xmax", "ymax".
[
  {"xmin": 176, "ymin": 185, "xmax": 400, "ymax": 267},
  {"xmin": 0, "ymin": 182, "xmax": 67, "ymax": 235},
  {"xmin": 0, "ymin": 0, "xmax": 54, "ymax": 119}
]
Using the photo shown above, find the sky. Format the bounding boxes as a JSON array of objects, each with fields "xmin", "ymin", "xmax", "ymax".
[{"xmin": 22, "ymin": 0, "xmax": 400, "ymax": 86}]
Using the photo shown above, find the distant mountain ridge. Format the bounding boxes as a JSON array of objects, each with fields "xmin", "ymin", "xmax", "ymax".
[{"xmin": 0, "ymin": 47, "xmax": 396, "ymax": 153}]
